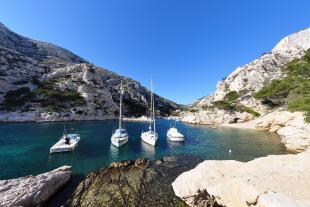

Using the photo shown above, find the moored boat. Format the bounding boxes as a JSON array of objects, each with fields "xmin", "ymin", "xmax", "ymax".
[
  {"xmin": 111, "ymin": 81, "xmax": 129, "ymax": 147},
  {"xmin": 141, "ymin": 79, "xmax": 158, "ymax": 146},
  {"xmin": 50, "ymin": 127, "xmax": 80, "ymax": 154},
  {"xmin": 167, "ymin": 126, "xmax": 184, "ymax": 142}
]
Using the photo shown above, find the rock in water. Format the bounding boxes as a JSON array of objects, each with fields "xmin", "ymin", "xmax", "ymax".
[
  {"xmin": 69, "ymin": 155, "xmax": 202, "ymax": 207},
  {"xmin": 0, "ymin": 165, "xmax": 72, "ymax": 207}
]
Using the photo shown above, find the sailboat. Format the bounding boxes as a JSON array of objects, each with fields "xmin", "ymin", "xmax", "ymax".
[
  {"xmin": 167, "ymin": 121, "xmax": 184, "ymax": 142},
  {"xmin": 141, "ymin": 80, "xmax": 158, "ymax": 146},
  {"xmin": 111, "ymin": 81, "xmax": 129, "ymax": 147}
]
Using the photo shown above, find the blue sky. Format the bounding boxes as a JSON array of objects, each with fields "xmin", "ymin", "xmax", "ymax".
[{"xmin": 0, "ymin": 0, "xmax": 309, "ymax": 104}]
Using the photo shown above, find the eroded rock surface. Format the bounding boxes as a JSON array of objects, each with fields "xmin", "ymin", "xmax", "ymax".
[
  {"xmin": 69, "ymin": 155, "xmax": 202, "ymax": 207},
  {"xmin": 254, "ymin": 110, "xmax": 310, "ymax": 152},
  {"xmin": 0, "ymin": 165, "xmax": 72, "ymax": 207},
  {"xmin": 181, "ymin": 27, "xmax": 310, "ymax": 125},
  {"xmin": 173, "ymin": 151, "xmax": 310, "ymax": 207}
]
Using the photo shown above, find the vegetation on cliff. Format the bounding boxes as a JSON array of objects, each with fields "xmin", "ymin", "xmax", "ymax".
[
  {"xmin": 209, "ymin": 90, "xmax": 260, "ymax": 117},
  {"xmin": 254, "ymin": 49, "xmax": 310, "ymax": 122},
  {"xmin": 34, "ymin": 78, "xmax": 86, "ymax": 112}
]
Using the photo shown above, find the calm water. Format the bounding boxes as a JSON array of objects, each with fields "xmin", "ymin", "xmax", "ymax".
[{"xmin": 0, "ymin": 119, "xmax": 287, "ymax": 180}]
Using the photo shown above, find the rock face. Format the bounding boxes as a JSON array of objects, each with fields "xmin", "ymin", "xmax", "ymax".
[
  {"xmin": 0, "ymin": 22, "xmax": 178, "ymax": 122},
  {"xmin": 182, "ymin": 108, "xmax": 254, "ymax": 125},
  {"xmin": 254, "ymin": 110, "xmax": 310, "ymax": 152},
  {"xmin": 0, "ymin": 165, "xmax": 72, "ymax": 207},
  {"xmin": 172, "ymin": 150, "xmax": 310, "ymax": 207},
  {"xmin": 69, "ymin": 155, "xmax": 202, "ymax": 207},
  {"xmin": 182, "ymin": 27, "xmax": 310, "ymax": 125}
]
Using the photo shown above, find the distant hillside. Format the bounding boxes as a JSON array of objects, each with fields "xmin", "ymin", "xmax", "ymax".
[{"xmin": 0, "ymin": 22, "xmax": 178, "ymax": 122}]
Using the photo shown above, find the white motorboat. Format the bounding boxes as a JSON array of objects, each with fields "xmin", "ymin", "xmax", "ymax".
[
  {"xmin": 111, "ymin": 81, "xmax": 129, "ymax": 147},
  {"xmin": 141, "ymin": 79, "xmax": 158, "ymax": 146},
  {"xmin": 167, "ymin": 126, "xmax": 184, "ymax": 142},
  {"xmin": 50, "ymin": 127, "xmax": 80, "ymax": 154}
]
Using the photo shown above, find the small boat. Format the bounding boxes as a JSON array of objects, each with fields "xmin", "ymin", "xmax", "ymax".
[
  {"xmin": 111, "ymin": 81, "xmax": 129, "ymax": 147},
  {"xmin": 50, "ymin": 127, "xmax": 80, "ymax": 154},
  {"xmin": 167, "ymin": 125, "xmax": 184, "ymax": 142},
  {"xmin": 141, "ymin": 79, "xmax": 158, "ymax": 146}
]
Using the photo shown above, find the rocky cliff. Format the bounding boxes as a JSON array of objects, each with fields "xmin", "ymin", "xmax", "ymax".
[
  {"xmin": 182, "ymin": 27, "xmax": 310, "ymax": 124},
  {"xmin": 0, "ymin": 22, "xmax": 178, "ymax": 122}
]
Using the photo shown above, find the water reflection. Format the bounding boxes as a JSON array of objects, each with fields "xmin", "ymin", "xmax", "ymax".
[{"xmin": 141, "ymin": 142, "xmax": 156, "ymax": 158}]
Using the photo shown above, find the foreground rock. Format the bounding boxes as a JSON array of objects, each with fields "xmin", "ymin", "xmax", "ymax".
[
  {"xmin": 173, "ymin": 151, "xmax": 310, "ymax": 207},
  {"xmin": 69, "ymin": 155, "xmax": 202, "ymax": 207},
  {"xmin": 0, "ymin": 166, "xmax": 72, "ymax": 207}
]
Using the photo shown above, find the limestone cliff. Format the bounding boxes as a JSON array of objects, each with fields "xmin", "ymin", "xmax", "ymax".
[
  {"xmin": 0, "ymin": 23, "xmax": 178, "ymax": 121},
  {"xmin": 182, "ymin": 27, "xmax": 310, "ymax": 124}
]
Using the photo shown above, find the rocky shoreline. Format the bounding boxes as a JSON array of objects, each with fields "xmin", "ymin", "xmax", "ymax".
[
  {"xmin": 68, "ymin": 155, "xmax": 202, "ymax": 207},
  {"xmin": 173, "ymin": 150, "xmax": 310, "ymax": 207},
  {"xmin": 181, "ymin": 109, "xmax": 310, "ymax": 153},
  {"xmin": 172, "ymin": 111, "xmax": 310, "ymax": 207},
  {"xmin": 0, "ymin": 166, "xmax": 72, "ymax": 207}
]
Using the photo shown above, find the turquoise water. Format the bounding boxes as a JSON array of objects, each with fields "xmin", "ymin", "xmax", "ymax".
[{"xmin": 0, "ymin": 119, "xmax": 287, "ymax": 179}]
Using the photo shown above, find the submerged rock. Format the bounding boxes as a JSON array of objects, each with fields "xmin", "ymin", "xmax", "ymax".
[
  {"xmin": 0, "ymin": 165, "xmax": 72, "ymax": 207},
  {"xmin": 69, "ymin": 155, "xmax": 202, "ymax": 207}
]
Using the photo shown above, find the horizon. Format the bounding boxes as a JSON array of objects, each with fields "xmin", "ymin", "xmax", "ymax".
[{"xmin": 0, "ymin": 0, "xmax": 309, "ymax": 104}]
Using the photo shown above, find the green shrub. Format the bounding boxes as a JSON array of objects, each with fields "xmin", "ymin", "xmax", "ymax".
[
  {"xmin": 34, "ymin": 78, "xmax": 86, "ymax": 111},
  {"xmin": 224, "ymin": 91, "xmax": 239, "ymax": 102},
  {"xmin": 170, "ymin": 110, "xmax": 180, "ymax": 116},
  {"xmin": 254, "ymin": 49, "xmax": 310, "ymax": 122},
  {"xmin": 239, "ymin": 89, "xmax": 248, "ymax": 96},
  {"xmin": 212, "ymin": 100, "xmax": 234, "ymax": 110},
  {"xmin": 189, "ymin": 108, "xmax": 198, "ymax": 113},
  {"xmin": 243, "ymin": 107, "xmax": 260, "ymax": 117},
  {"xmin": 2, "ymin": 87, "xmax": 33, "ymax": 110}
]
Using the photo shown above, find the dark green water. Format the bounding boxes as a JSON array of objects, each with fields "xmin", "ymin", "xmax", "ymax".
[{"xmin": 0, "ymin": 119, "xmax": 287, "ymax": 180}]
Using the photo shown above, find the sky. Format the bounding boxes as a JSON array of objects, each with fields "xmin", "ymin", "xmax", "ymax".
[{"xmin": 0, "ymin": 0, "xmax": 309, "ymax": 104}]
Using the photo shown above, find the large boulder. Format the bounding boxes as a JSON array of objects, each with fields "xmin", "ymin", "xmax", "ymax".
[
  {"xmin": 172, "ymin": 151, "xmax": 310, "ymax": 207},
  {"xmin": 69, "ymin": 155, "xmax": 202, "ymax": 207},
  {"xmin": 0, "ymin": 166, "xmax": 72, "ymax": 207}
]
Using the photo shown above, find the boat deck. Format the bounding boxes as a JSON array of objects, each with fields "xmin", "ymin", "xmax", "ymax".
[{"xmin": 50, "ymin": 134, "xmax": 80, "ymax": 154}]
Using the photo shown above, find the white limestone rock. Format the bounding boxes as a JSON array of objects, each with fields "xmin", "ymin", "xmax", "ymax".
[
  {"xmin": 181, "ymin": 108, "xmax": 254, "ymax": 125},
  {"xmin": 191, "ymin": 27, "xmax": 310, "ymax": 113},
  {"xmin": 172, "ymin": 151, "xmax": 310, "ymax": 207},
  {"xmin": 0, "ymin": 166, "xmax": 72, "ymax": 207},
  {"xmin": 254, "ymin": 110, "xmax": 310, "ymax": 152}
]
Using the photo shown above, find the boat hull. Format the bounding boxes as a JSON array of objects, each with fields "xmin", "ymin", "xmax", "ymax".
[
  {"xmin": 50, "ymin": 136, "xmax": 80, "ymax": 154},
  {"xmin": 111, "ymin": 135, "xmax": 129, "ymax": 147},
  {"xmin": 141, "ymin": 131, "xmax": 158, "ymax": 146},
  {"xmin": 167, "ymin": 134, "xmax": 184, "ymax": 142}
]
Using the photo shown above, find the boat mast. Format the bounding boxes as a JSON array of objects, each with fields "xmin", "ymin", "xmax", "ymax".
[
  {"xmin": 149, "ymin": 79, "xmax": 153, "ymax": 131},
  {"xmin": 119, "ymin": 81, "xmax": 123, "ymax": 130},
  {"xmin": 151, "ymin": 79, "xmax": 156, "ymax": 133}
]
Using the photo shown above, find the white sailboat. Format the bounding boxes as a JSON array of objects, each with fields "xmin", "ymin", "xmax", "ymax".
[
  {"xmin": 167, "ymin": 121, "xmax": 184, "ymax": 142},
  {"xmin": 141, "ymin": 80, "xmax": 158, "ymax": 146},
  {"xmin": 50, "ymin": 126, "xmax": 80, "ymax": 154},
  {"xmin": 111, "ymin": 81, "xmax": 129, "ymax": 147}
]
